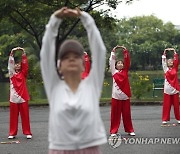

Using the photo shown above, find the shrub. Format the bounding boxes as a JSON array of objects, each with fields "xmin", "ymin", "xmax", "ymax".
[{"xmin": 131, "ymin": 73, "xmax": 152, "ymax": 99}]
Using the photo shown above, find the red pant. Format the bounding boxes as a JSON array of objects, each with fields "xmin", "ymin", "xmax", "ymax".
[
  {"xmin": 9, "ymin": 102, "xmax": 32, "ymax": 136},
  {"xmin": 110, "ymin": 98, "xmax": 134, "ymax": 134},
  {"xmin": 162, "ymin": 93, "xmax": 180, "ymax": 121}
]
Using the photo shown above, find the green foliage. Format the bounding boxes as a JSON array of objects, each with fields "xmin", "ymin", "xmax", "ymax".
[
  {"xmin": 0, "ymin": 0, "xmax": 126, "ymax": 48},
  {"xmin": 27, "ymin": 54, "xmax": 42, "ymax": 100},
  {"xmin": 0, "ymin": 0, "xmax": 123, "ymax": 81},
  {"xmin": 131, "ymin": 72, "xmax": 152, "ymax": 99},
  {"xmin": 0, "ymin": 0, "xmax": 125, "ymax": 100},
  {"xmin": 117, "ymin": 15, "xmax": 180, "ymax": 70}
]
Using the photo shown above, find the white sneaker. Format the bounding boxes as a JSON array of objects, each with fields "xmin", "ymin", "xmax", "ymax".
[
  {"xmin": 8, "ymin": 135, "xmax": 15, "ymax": 139},
  {"xmin": 129, "ymin": 132, "xmax": 136, "ymax": 136},
  {"xmin": 26, "ymin": 135, "xmax": 32, "ymax": 139},
  {"xmin": 162, "ymin": 121, "xmax": 167, "ymax": 124},
  {"xmin": 177, "ymin": 121, "xmax": 180, "ymax": 124},
  {"xmin": 110, "ymin": 134, "xmax": 117, "ymax": 137}
]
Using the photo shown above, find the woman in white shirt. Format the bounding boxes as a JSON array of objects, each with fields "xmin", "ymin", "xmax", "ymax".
[{"xmin": 40, "ymin": 7, "xmax": 107, "ymax": 154}]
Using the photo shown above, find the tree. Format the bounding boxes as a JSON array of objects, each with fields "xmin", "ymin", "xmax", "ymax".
[
  {"xmin": 117, "ymin": 15, "xmax": 180, "ymax": 70},
  {"xmin": 0, "ymin": 0, "xmax": 140, "ymax": 99},
  {"xmin": 0, "ymin": 0, "xmax": 135, "ymax": 80},
  {"xmin": 0, "ymin": 0, "xmax": 133, "ymax": 50}
]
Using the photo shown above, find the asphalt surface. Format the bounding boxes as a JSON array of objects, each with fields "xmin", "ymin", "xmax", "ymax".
[{"xmin": 0, "ymin": 105, "xmax": 180, "ymax": 154}]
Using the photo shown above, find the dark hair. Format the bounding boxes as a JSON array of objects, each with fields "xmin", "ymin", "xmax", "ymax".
[
  {"xmin": 14, "ymin": 57, "xmax": 21, "ymax": 64},
  {"xmin": 115, "ymin": 59, "xmax": 124, "ymax": 69}
]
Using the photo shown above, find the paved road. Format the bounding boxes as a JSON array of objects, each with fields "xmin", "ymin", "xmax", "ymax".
[{"xmin": 0, "ymin": 105, "xmax": 180, "ymax": 154}]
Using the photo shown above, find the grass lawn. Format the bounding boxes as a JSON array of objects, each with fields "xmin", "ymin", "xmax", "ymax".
[{"xmin": 0, "ymin": 70, "xmax": 170, "ymax": 107}]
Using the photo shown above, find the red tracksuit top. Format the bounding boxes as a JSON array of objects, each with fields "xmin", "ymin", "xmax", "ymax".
[
  {"xmin": 8, "ymin": 54, "xmax": 30, "ymax": 103},
  {"xmin": 164, "ymin": 53, "xmax": 180, "ymax": 91},
  {"xmin": 113, "ymin": 49, "xmax": 131, "ymax": 97},
  {"xmin": 81, "ymin": 53, "xmax": 90, "ymax": 79}
]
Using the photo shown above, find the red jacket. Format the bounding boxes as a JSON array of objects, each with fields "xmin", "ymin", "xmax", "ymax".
[
  {"xmin": 81, "ymin": 53, "xmax": 90, "ymax": 79},
  {"xmin": 165, "ymin": 53, "xmax": 180, "ymax": 91},
  {"xmin": 113, "ymin": 49, "xmax": 131, "ymax": 97},
  {"xmin": 9, "ymin": 54, "xmax": 30, "ymax": 102}
]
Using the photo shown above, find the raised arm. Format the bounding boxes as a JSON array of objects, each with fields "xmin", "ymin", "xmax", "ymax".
[
  {"xmin": 40, "ymin": 8, "xmax": 84, "ymax": 99},
  {"xmin": 122, "ymin": 48, "xmax": 130, "ymax": 71},
  {"xmin": 80, "ymin": 11, "xmax": 106, "ymax": 96},
  {"xmin": 8, "ymin": 49, "xmax": 15, "ymax": 78},
  {"xmin": 109, "ymin": 49, "xmax": 116, "ymax": 75},
  {"xmin": 40, "ymin": 8, "xmax": 66, "ymax": 98},
  {"xmin": 162, "ymin": 49, "xmax": 168, "ymax": 73},
  {"xmin": 172, "ymin": 49, "xmax": 178, "ymax": 71},
  {"xmin": 13, "ymin": 47, "xmax": 29, "ymax": 77},
  {"xmin": 110, "ymin": 45, "xmax": 130, "ymax": 72}
]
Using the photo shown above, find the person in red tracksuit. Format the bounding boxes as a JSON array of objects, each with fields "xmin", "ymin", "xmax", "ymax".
[
  {"xmin": 81, "ymin": 51, "xmax": 90, "ymax": 79},
  {"xmin": 109, "ymin": 45, "xmax": 135, "ymax": 136},
  {"xmin": 161, "ymin": 48, "xmax": 180, "ymax": 124},
  {"xmin": 8, "ymin": 47, "xmax": 32, "ymax": 139}
]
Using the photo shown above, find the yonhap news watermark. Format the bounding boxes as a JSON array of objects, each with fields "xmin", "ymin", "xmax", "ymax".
[
  {"xmin": 124, "ymin": 137, "xmax": 180, "ymax": 145},
  {"xmin": 108, "ymin": 135, "xmax": 180, "ymax": 148}
]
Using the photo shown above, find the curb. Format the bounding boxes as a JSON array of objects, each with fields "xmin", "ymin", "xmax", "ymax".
[
  {"xmin": 100, "ymin": 101, "xmax": 162, "ymax": 106},
  {"xmin": 0, "ymin": 101, "xmax": 163, "ymax": 108}
]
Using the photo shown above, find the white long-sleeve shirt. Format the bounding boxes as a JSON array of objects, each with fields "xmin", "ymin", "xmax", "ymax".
[{"xmin": 40, "ymin": 12, "xmax": 107, "ymax": 150}]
